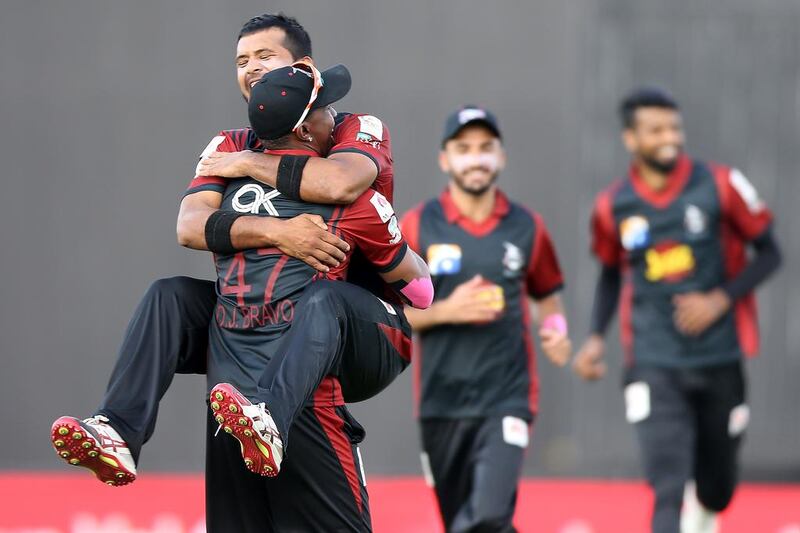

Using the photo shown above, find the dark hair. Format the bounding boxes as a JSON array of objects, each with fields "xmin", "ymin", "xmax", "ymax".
[
  {"xmin": 238, "ymin": 13, "xmax": 312, "ymax": 60},
  {"xmin": 263, "ymin": 135, "xmax": 292, "ymax": 150},
  {"xmin": 619, "ymin": 87, "xmax": 679, "ymax": 129}
]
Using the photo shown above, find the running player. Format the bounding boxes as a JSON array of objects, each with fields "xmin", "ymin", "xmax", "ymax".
[
  {"xmin": 49, "ymin": 13, "xmax": 403, "ymax": 487},
  {"xmin": 573, "ymin": 88, "xmax": 782, "ymax": 533},
  {"xmin": 401, "ymin": 106, "xmax": 572, "ymax": 533},
  {"xmin": 196, "ymin": 62, "xmax": 430, "ymax": 532}
]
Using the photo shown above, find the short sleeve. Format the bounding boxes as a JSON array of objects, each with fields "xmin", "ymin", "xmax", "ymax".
[
  {"xmin": 590, "ymin": 188, "xmax": 622, "ymax": 267},
  {"xmin": 526, "ymin": 213, "xmax": 565, "ymax": 299},
  {"xmin": 713, "ymin": 165, "xmax": 774, "ymax": 241},
  {"xmin": 330, "ymin": 114, "xmax": 393, "ymax": 180},
  {"xmin": 337, "ymin": 190, "xmax": 407, "ymax": 273},
  {"xmin": 184, "ymin": 131, "xmax": 245, "ymax": 197},
  {"xmin": 400, "ymin": 204, "xmax": 425, "ymax": 254}
]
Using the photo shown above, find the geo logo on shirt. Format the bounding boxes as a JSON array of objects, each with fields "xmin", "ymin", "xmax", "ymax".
[
  {"xmin": 644, "ymin": 241, "xmax": 695, "ymax": 282},
  {"xmin": 620, "ymin": 215, "xmax": 650, "ymax": 251},
  {"xmin": 427, "ymin": 244, "xmax": 462, "ymax": 275}
]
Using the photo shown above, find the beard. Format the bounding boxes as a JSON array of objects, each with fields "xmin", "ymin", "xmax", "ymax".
[
  {"xmin": 641, "ymin": 154, "xmax": 678, "ymax": 174},
  {"xmin": 452, "ymin": 170, "xmax": 498, "ymax": 196}
]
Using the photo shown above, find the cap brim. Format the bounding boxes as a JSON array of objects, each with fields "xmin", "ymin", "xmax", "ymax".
[{"xmin": 313, "ymin": 64, "xmax": 351, "ymax": 108}]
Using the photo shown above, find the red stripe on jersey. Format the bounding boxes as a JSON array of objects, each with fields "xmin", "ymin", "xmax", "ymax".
[
  {"xmin": 263, "ymin": 255, "xmax": 290, "ymax": 303},
  {"xmin": 377, "ymin": 323, "xmax": 412, "ymax": 361},
  {"xmin": 520, "ymin": 280, "xmax": 539, "ymax": 415},
  {"xmin": 619, "ymin": 274, "xmax": 635, "ymax": 367},
  {"xmin": 591, "ymin": 180, "xmax": 625, "ymax": 267},
  {"xmin": 412, "ymin": 343, "xmax": 422, "ymax": 418},
  {"xmin": 629, "ymin": 155, "xmax": 692, "ymax": 209},
  {"xmin": 312, "ymin": 405, "xmax": 363, "ymax": 512},
  {"xmin": 313, "ymin": 377, "xmax": 344, "ymax": 407},
  {"xmin": 399, "ymin": 204, "xmax": 424, "ymax": 254},
  {"xmin": 712, "ymin": 164, "xmax": 762, "ymax": 357}
]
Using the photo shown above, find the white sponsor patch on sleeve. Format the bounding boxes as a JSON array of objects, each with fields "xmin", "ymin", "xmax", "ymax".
[
  {"xmin": 369, "ymin": 191, "xmax": 394, "ymax": 222},
  {"xmin": 502, "ymin": 416, "xmax": 529, "ymax": 448},
  {"xmin": 387, "ymin": 215, "xmax": 402, "ymax": 244},
  {"xmin": 195, "ymin": 135, "xmax": 226, "ymax": 176},
  {"xmin": 728, "ymin": 404, "xmax": 750, "ymax": 437},
  {"xmin": 376, "ymin": 296, "xmax": 397, "ymax": 315},
  {"xmin": 420, "ymin": 452, "xmax": 435, "ymax": 487},
  {"xmin": 729, "ymin": 168, "xmax": 765, "ymax": 213},
  {"xmin": 358, "ymin": 115, "xmax": 384, "ymax": 141},
  {"xmin": 624, "ymin": 382, "xmax": 651, "ymax": 424}
]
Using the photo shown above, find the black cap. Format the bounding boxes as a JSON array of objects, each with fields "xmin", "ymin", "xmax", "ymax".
[
  {"xmin": 441, "ymin": 106, "xmax": 502, "ymax": 146},
  {"xmin": 248, "ymin": 63, "xmax": 351, "ymax": 140}
]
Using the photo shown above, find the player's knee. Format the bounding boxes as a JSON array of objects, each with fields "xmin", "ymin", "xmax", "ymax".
[{"xmin": 147, "ymin": 276, "xmax": 192, "ymax": 301}]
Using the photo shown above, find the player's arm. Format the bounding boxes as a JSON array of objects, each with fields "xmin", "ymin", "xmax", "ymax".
[
  {"xmin": 574, "ymin": 190, "xmax": 621, "ymax": 380},
  {"xmin": 380, "ymin": 248, "xmax": 433, "ymax": 309},
  {"xmin": 673, "ymin": 168, "xmax": 782, "ymax": 336},
  {"xmin": 176, "ymin": 133, "xmax": 350, "ymax": 272},
  {"xmin": 197, "ymin": 150, "xmax": 376, "ymax": 205},
  {"xmin": 337, "ymin": 191, "xmax": 432, "ymax": 309},
  {"xmin": 525, "ymin": 213, "xmax": 571, "ymax": 368},
  {"xmin": 196, "ymin": 115, "xmax": 392, "ymax": 205}
]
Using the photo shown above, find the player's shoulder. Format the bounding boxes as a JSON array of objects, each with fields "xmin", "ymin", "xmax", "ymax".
[
  {"xmin": 506, "ymin": 200, "xmax": 546, "ymax": 230},
  {"xmin": 334, "ymin": 112, "xmax": 390, "ymax": 139},
  {"xmin": 216, "ymin": 127, "xmax": 260, "ymax": 151}
]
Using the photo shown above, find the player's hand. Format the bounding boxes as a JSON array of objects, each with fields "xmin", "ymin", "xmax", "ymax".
[
  {"xmin": 196, "ymin": 150, "xmax": 255, "ymax": 178},
  {"xmin": 438, "ymin": 275, "xmax": 503, "ymax": 325},
  {"xmin": 572, "ymin": 335, "xmax": 607, "ymax": 381},
  {"xmin": 539, "ymin": 328, "xmax": 572, "ymax": 367},
  {"xmin": 269, "ymin": 214, "xmax": 350, "ymax": 273},
  {"xmin": 672, "ymin": 289, "xmax": 731, "ymax": 336}
]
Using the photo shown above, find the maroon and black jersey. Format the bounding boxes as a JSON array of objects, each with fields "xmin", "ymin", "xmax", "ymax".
[
  {"xmin": 186, "ymin": 127, "xmax": 405, "ymax": 404},
  {"xmin": 591, "ymin": 155, "xmax": 773, "ymax": 367},
  {"xmin": 401, "ymin": 189, "xmax": 564, "ymax": 420}
]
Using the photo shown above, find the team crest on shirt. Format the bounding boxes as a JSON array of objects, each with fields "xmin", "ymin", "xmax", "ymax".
[
  {"xmin": 427, "ymin": 244, "xmax": 462, "ymax": 275},
  {"xmin": 684, "ymin": 204, "xmax": 708, "ymax": 236},
  {"xmin": 620, "ymin": 215, "xmax": 650, "ymax": 251},
  {"xmin": 502, "ymin": 241, "xmax": 524, "ymax": 278}
]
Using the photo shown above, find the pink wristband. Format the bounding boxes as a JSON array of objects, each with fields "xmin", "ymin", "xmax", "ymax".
[{"xmin": 541, "ymin": 313, "xmax": 568, "ymax": 335}]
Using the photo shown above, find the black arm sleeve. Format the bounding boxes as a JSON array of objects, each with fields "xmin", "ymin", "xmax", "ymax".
[
  {"xmin": 590, "ymin": 265, "xmax": 621, "ymax": 335},
  {"xmin": 722, "ymin": 227, "xmax": 782, "ymax": 300}
]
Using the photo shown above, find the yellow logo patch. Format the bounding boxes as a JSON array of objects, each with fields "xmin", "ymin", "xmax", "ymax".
[{"xmin": 645, "ymin": 243, "xmax": 695, "ymax": 282}]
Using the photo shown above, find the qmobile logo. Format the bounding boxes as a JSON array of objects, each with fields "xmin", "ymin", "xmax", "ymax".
[{"xmin": 232, "ymin": 184, "xmax": 281, "ymax": 215}]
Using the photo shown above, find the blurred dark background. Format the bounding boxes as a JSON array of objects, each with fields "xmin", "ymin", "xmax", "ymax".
[{"xmin": 1, "ymin": 0, "xmax": 797, "ymax": 480}]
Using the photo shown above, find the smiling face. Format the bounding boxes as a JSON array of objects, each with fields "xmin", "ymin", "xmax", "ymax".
[
  {"xmin": 623, "ymin": 107, "xmax": 686, "ymax": 174},
  {"xmin": 439, "ymin": 124, "xmax": 505, "ymax": 196},
  {"xmin": 236, "ymin": 28, "xmax": 305, "ymax": 101}
]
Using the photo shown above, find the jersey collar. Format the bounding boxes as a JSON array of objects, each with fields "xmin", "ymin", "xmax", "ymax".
[
  {"xmin": 439, "ymin": 187, "xmax": 510, "ymax": 238},
  {"xmin": 628, "ymin": 154, "xmax": 692, "ymax": 208}
]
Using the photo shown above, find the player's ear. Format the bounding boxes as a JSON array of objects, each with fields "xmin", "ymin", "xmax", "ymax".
[
  {"xmin": 496, "ymin": 144, "xmax": 507, "ymax": 172},
  {"xmin": 438, "ymin": 150, "xmax": 451, "ymax": 174},
  {"xmin": 621, "ymin": 129, "xmax": 637, "ymax": 153},
  {"xmin": 295, "ymin": 122, "xmax": 313, "ymax": 143}
]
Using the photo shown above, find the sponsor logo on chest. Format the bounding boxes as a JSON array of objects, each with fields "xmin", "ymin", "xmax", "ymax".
[{"xmin": 644, "ymin": 241, "xmax": 695, "ymax": 282}]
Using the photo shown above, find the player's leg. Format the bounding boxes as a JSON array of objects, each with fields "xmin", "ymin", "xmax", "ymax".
[
  {"xmin": 268, "ymin": 405, "xmax": 372, "ymax": 532},
  {"xmin": 626, "ymin": 365, "xmax": 694, "ymax": 533},
  {"xmin": 239, "ymin": 280, "xmax": 409, "ymax": 445},
  {"xmin": 205, "ymin": 409, "xmax": 275, "ymax": 533},
  {"xmin": 683, "ymin": 361, "xmax": 746, "ymax": 532},
  {"xmin": 448, "ymin": 415, "xmax": 528, "ymax": 533},
  {"xmin": 50, "ymin": 276, "xmax": 215, "ymax": 484},
  {"xmin": 420, "ymin": 418, "xmax": 481, "ymax": 531}
]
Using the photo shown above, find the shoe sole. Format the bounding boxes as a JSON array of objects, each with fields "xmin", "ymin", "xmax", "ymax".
[
  {"xmin": 50, "ymin": 416, "xmax": 136, "ymax": 487},
  {"xmin": 209, "ymin": 384, "xmax": 279, "ymax": 477}
]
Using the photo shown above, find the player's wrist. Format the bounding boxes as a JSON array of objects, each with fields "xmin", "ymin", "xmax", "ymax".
[{"xmin": 257, "ymin": 217, "xmax": 287, "ymax": 248}]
